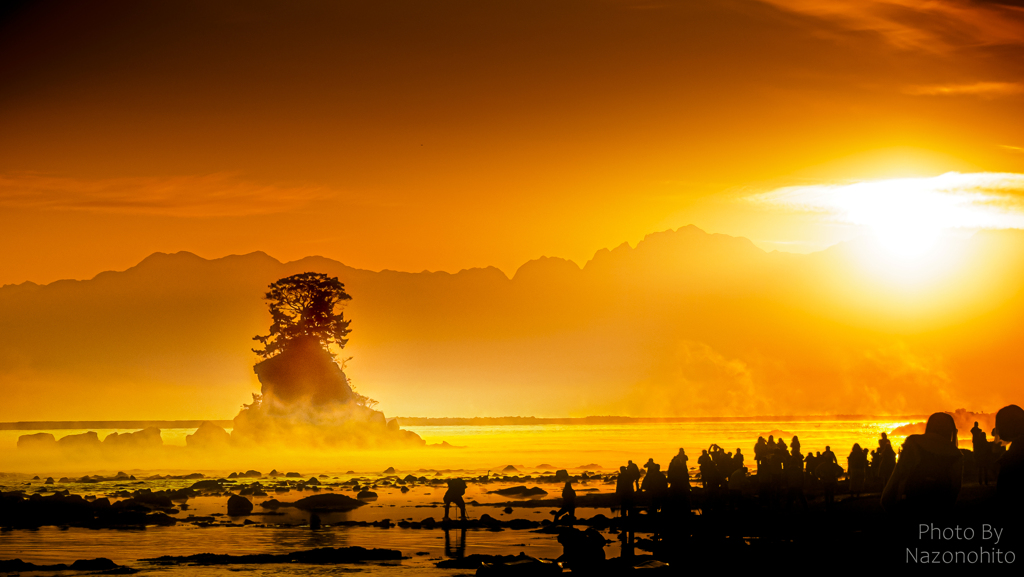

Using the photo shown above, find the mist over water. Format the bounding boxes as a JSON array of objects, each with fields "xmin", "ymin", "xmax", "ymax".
[{"xmin": 1, "ymin": 418, "xmax": 918, "ymax": 476}]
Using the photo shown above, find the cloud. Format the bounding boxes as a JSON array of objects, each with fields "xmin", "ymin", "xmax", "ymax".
[
  {"xmin": 756, "ymin": 0, "xmax": 1024, "ymax": 53},
  {"xmin": 0, "ymin": 173, "xmax": 332, "ymax": 217},
  {"xmin": 904, "ymin": 82, "xmax": 1024, "ymax": 98},
  {"xmin": 748, "ymin": 172, "xmax": 1024, "ymax": 231}
]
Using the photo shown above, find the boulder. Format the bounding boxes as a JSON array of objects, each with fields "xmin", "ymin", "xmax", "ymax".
[
  {"xmin": 17, "ymin": 432, "xmax": 56, "ymax": 451},
  {"xmin": 227, "ymin": 495, "xmax": 254, "ymax": 516},
  {"xmin": 487, "ymin": 486, "xmax": 547, "ymax": 497},
  {"xmin": 291, "ymin": 494, "xmax": 365, "ymax": 511},
  {"xmin": 103, "ymin": 427, "xmax": 162, "ymax": 450},
  {"xmin": 185, "ymin": 422, "xmax": 231, "ymax": 449},
  {"xmin": 190, "ymin": 480, "xmax": 225, "ymax": 492},
  {"xmin": 57, "ymin": 432, "xmax": 101, "ymax": 451}
]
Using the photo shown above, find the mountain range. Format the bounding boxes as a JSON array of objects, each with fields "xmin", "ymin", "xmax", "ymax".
[{"xmin": 3, "ymin": 225, "xmax": 1023, "ymax": 420}]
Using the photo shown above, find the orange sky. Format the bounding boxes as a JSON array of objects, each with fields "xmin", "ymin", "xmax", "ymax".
[{"xmin": 2, "ymin": 0, "xmax": 1024, "ymax": 287}]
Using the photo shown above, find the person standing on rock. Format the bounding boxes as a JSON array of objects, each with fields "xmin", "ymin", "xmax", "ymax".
[
  {"xmin": 626, "ymin": 460, "xmax": 642, "ymax": 492},
  {"xmin": 553, "ymin": 481, "xmax": 577, "ymax": 523},
  {"xmin": 616, "ymin": 465, "xmax": 635, "ymax": 518},
  {"xmin": 443, "ymin": 477, "xmax": 468, "ymax": 521}
]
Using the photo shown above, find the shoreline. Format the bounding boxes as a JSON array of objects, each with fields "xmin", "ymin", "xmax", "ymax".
[{"xmin": 0, "ymin": 414, "xmax": 932, "ymax": 430}]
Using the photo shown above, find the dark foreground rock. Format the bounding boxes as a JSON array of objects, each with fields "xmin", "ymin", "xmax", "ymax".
[
  {"xmin": 0, "ymin": 491, "xmax": 177, "ymax": 529},
  {"xmin": 487, "ymin": 486, "xmax": 548, "ymax": 497},
  {"xmin": 479, "ymin": 556, "xmax": 563, "ymax": 576},
  {"xmin": 436, "ymin": 553, "xmax": 561, "ymax": 575},
  {"xmin": 143, "ymin": 546, "xmax": 401, "ymax": 566},
  {"xmin": 290, "ymin": 494, "xmax": 365, "ymax": 511},
  {"xmin": 0, "ymin": 557, "xmax": 136, "ymax": 574},
  {"xmin": 227, "ymin": 495, "xmax": 253, "ymax": 516}
]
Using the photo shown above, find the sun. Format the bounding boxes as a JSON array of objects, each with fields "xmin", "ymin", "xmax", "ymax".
[
  {"xmin": 758, "ymin": 171, "xmax": 1024, "ymax": 260},
  {"xmin": 871, "ymin": 222, "xmax": 942, "ymax": 259},
  {"xmin": 751, "ymin": 172, "xmax": 1024, "ymax": 285},
  {"xmin": 841, "ymin": 180, "xmax": 950, "ymax": 259}
]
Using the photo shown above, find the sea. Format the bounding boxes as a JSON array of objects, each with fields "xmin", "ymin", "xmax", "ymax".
[{"xmin": 0, "ymin": 417, "xmax": 928, "ymax": 575}]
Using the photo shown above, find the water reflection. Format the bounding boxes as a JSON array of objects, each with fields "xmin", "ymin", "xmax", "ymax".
[{"xmin": 444, "ymin": 527, "xmax": 467, "ymax": 559}]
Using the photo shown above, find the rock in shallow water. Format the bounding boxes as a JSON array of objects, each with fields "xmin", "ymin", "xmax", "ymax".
[{"xmin": 227, "ymin": 495, "xmax": 253, "ymax": 516}]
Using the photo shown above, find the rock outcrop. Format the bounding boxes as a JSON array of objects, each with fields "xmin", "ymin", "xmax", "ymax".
[
  {"xmin": 56, "ymin": 431, "xmax": 102, "ymax": 451},
  {"xmin": 227, "ymin": 495, "xmax": 254, "ymax": 516},
  {"xmin": 17, "ymin": 432, "xmax": 56, "ymax": 451},
  {"xmin": 103, "ymin": 427, "xmax": 163, "ymax": 450},
  {"xmin": 231, "ymin": 336, "xmax": 424, "ymax": 448},
  {"xmin": 185, "ymin": 421, "xmax": 232, "ymax": 449}
]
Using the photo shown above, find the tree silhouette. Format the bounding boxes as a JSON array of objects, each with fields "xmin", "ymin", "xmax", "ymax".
[{"xmin": 252, "ymin": 272, "xmax": 352, "ymax": 359}]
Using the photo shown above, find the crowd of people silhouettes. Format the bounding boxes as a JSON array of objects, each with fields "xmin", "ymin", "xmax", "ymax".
[
  {"xmin": 429, "ymin": 405, "xmax": 1024, "ymax": 571},
  {"xmin": 437, "ymin": 405, "xmax": 1024, "ymax": 530},
  {"xmin": 601, "ymin": 406, "xmax": 1024, "ymax": 520}
]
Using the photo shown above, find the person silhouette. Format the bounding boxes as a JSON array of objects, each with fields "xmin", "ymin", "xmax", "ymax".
[
  {"xmin": 971, "ymin": 420, "xmax": 992, "ymax": 485},
  {"xmin": 641, "ymin": 462, "xmax": 669, "ymax": 514},
  {"xmin": 816, "ymin": 449, "xmax": 842, "ymax": 509},
  {"xmin": 668, "ymin": 449, "xmax": 690, "ymax": 486},
  {"xmin": 995, "ymin": 405, "xmax": 1024, "ymax": 512},
  {"xmin": 554, "ymin": 481, "xmax": 576, "ymax": 523},
  {"xmin": 791, "ymin": 436, "xmax": 801, "ymax": 454},
  {"xmin": 728, "ymin": 466, "xmax": 752, "ymax": 510},
  {"xmin": 668, "ymin": 448, "xmax": 691, "ymax": 512},
  {"xmin": 848, "ymin": 443, "xmax": 867, "ymax": 498},
  {"xmin": 615, "ymin": 465, "xmax": 635, "ymax": 518},
  {"xmin": 785, "ymin": 448, "xmax": 808, "ymax": 510},
  {"xmin": 627, "ymin": 460, "xmax": 642, "ymax": 492},
  {"xmin": 734, "ymin": 448, "xmax": 744, "ymax": 471},
  {"xmin": 878, "ymin": 435, "xmax": 897, "ymax": 484},
  {"xmin": 443, "ymin": 477, "xmax": 468, "ymax": 521},
  {"xmin": 881, "ymin": 412, "xmax": 963, "ymax": 513},
  {"xmin": 754, "ymin": 437, "xmax": 767, "ymax": 470},
  {"xmin": 697, "ymin": 450, "xmax": 713, "ymax": 490},
  {"xmin": 822, "ymin": 445, "xmax": 838, "ymax": 465},
  {"xmin": 805, "ymin": 451, "xmax": 818, "ymax": 481}
]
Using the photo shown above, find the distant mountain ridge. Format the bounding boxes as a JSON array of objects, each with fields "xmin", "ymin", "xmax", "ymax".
[{"xmin": 2, "ymin": 225, "xmax": 1023, "ymax": 421}]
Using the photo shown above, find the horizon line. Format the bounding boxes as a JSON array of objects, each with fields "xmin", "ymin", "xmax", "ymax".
[{"xmin": 0, "ymin": 413, "xmax": 943, "ymax": 430}]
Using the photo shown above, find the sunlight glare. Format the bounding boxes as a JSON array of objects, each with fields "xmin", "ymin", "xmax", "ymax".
[{"xmin": 755, "ymin": 172, "xmax": 1024, "ymax": 259}]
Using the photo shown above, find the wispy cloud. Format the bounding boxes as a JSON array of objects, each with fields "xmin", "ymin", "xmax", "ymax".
[
  {"xmin": 1002, "ymin": 145, "xmax": 1024, "ymax": 153},
  {"xmin": 0, "ymin": 173, "xmax": 331, "ymax": 217},
  {"xmin": 904, "ymin": 82, "xmax": 1024, "ymax": 98},
  {"xmin": 756, "ymin": 0, "xmax": 1024, "ymax": 53},
  {"xmin": 748, "ymin": 172, "xmax": 1024, "ymax": 230}
]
